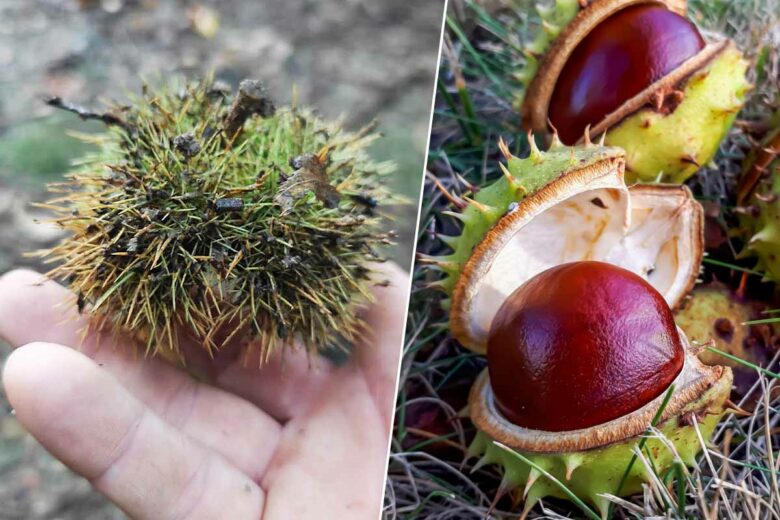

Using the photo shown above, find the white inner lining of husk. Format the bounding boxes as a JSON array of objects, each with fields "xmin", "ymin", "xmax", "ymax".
[{"xmin": 471, "ymin": 184, "xmax": 696, "ymax": 341}]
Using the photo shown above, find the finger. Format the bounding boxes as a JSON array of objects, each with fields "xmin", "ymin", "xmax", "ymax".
[
  {"xmin": 352, "ymin": 262, "xmax": 410, "ymax": 427},
  {"xmin": 3, "ymin": 342, "xmax": 264, "ymax": 520},
  {"xmin": 0, "ymin": 269, "xmax": 281, "ymax": 480},
  {"xmin": 261, "ymin": 373, "xmax": 389, "ymax": 520},
  {"xmin": 216, "ymin": 346, "xmax": 336, "ymax": 422}
]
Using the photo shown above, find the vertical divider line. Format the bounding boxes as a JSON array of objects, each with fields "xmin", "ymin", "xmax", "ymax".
[{"xmin": 375, "ymin": 1, "xmax": 451, "ymax": 517}]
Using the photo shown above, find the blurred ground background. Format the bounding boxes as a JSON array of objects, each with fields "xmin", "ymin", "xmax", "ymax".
[{"xmin": 0, "ymin": 0, "xmax": 444, "ymax": 517}]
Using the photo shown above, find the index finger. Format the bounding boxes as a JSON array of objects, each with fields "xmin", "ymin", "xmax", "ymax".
[{"xmin": 3, "ymin": 342, "xmax": 265, "ymax": 520}]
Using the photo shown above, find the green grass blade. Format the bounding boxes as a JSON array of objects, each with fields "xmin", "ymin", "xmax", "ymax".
[
  {"xmin": 706, "ymin": 346, "xmax": 780, "ymax": 379},
  {"xmin": 703, "ymin": 257, "xmax": 765, "ymax": 276},
  {"xmin": 608, "ymin": 383, "xmax": 676, "ymax": 519}
]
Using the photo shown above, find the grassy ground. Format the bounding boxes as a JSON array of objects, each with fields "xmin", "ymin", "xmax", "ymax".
[{"xmin": 384, "ymin": 0, "xmax": 780, "ymax": 518}]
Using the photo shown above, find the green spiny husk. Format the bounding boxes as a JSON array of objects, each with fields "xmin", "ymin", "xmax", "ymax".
[
  {"xmin": 425, "ymin": 138, "xmax": 623, "ymax": 308},
  {"xmin": 468, "ymin": 370, "xmax": 731, "ymax": 517},
  {"xmin": 41, "ymin": 77, "xmax": 397, "ymax": 361},
  {"xmin": 606, "ymin": 45, "xmax": 751, "ymax": 184},
  {"xmin": 674, "ymin": 283, "xmax": 774, "ymax": 368},
  {"xmin": 516, "ymin": 1, "xmax": 750, "ymax": 184},
  {"xmin": 739, "ymin": 109, "xmax": 780, "ymax": 282}
]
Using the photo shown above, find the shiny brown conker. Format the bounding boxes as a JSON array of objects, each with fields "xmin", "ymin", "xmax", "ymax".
[
  {"xmin": 548, "ymin": 3, "xmax": 705, "ymax": 144},
  {"xmin": 487, "ymin": 261, "xmax": 684, "ymax": 432}
]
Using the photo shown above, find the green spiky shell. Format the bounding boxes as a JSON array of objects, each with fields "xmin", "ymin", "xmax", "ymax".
[
  {"xmin": 427, "ymin": 139, "xmax": 623, "ymax": 309},
  {"xmin": 606, "ymin": 45, "xmax": 750, "ymax": 184},
  {"xmin": 739, "ymin": 116, "xmax": 780, "ymax": 281},
  {"xmin": 468, "ymin": 369, "xmax": 731, "ymax": 517},
  {"xmin": 517, "ymin": 1, "xmax": 749, "ymax": 184},
  {"xmin": 674, "ymin": 284, "xmax": 773, "ymax": 367},
  {"xmin": 42, "ymin": 78, "xmax": 396, "ymax": 361}
]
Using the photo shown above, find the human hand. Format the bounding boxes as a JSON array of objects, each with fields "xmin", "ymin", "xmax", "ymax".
[{"xmin": 0, "ymin": 262, "xmax": 408, "ymax": 519}]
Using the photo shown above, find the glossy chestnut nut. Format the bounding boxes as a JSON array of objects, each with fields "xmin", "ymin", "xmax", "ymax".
[
  {"xmin": 548, "ymin": 3, "xmax": 705, "ymax": 144},
  {"xmin": 487, "ymin": 261, "xmax": 684, "ymax": 432}
]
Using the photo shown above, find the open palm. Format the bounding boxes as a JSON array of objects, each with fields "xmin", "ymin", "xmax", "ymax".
[{"xmin": 0, "ymin": 263, "xmax": 407, "ymax": 519}]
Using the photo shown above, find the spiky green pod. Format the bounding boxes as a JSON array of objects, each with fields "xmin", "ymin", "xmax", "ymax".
[
  {"xmin": 468, "ymin": 367, "xmax": 731, "ymax": 518},
  {"xmin": 427, "ymin": 138, "xmax": 622, "ymax": 309},
  {"xmin": 514, "ymin": 0, "xmax": 580, "ymax": 104},
  {"xmin": 517, "ymin": 1, "xmax": 749, "ymax": 184},
  {"xmin": 746, "ymin": 183, "xmax": 780, "ymax": 282},
  {"xmin": 42, "ymin": 78, "xmax": 397, "ymax": 361},
  {"xmin": 606, "ymin": 45, "xmax": 750, "ymax": 184},
  {"xmin": 430, "ymin": 136, "xmax": 702, "ymax": 353},
  {"xmin": 674, "ymin": 283, "xmax": 775, "ymax": 367},
  {"xmin": 430, "ymin": 134, "xmax": 721, "ymax": 514}
]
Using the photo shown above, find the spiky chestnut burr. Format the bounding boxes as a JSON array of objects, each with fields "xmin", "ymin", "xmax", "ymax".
[
  {"xmin": 469, "ymin": 261, "xmax": 731, "ymax": 517},
  {"xmin": 519, "ymin": 0, "xmax": 750, "ymax": 183},
  {"xmin": 40, "ymin": 78, "xmax": 397, "ymax": 361},
  {"xmin": 675, "ymin": 282, "xmax": 775, "ymax": 369}
]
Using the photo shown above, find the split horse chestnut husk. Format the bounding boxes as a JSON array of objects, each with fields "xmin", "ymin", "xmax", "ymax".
[{"xmin": 423, "ymin": 137, "xmax": 732, "ymax": 516}]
